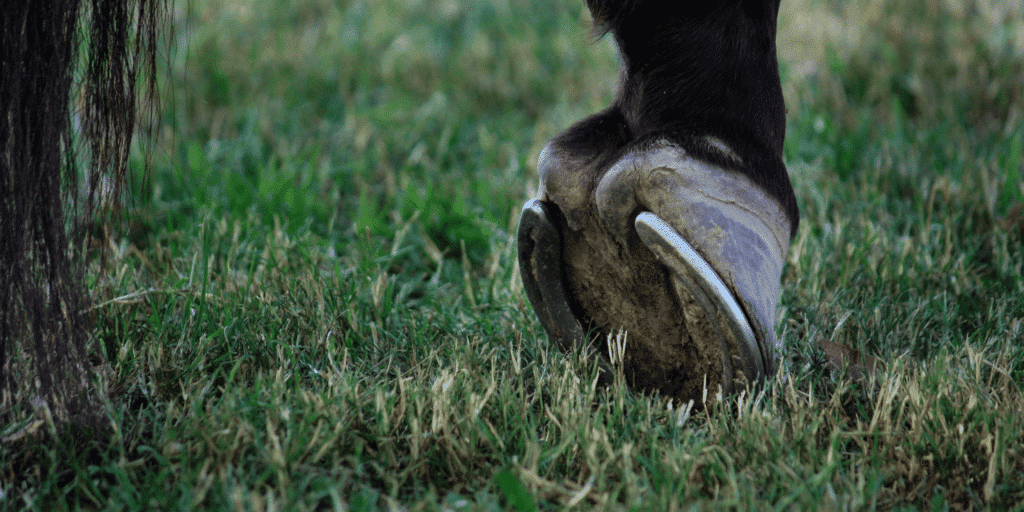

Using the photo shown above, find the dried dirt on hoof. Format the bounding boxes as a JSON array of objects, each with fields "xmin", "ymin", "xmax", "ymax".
[{"xmin": 556, "ymin": 207, "xmax": 728, "ymax": 406}]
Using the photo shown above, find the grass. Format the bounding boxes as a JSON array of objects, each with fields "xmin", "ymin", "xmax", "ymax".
[{"xmin": 2, "ymin": 0, "xmax": 1023, "ymax": 509}]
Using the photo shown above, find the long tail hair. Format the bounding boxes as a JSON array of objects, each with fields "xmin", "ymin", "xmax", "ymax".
[{"xmin": 0, "ymin": 0, "xmax": 167, "ymax": 424}]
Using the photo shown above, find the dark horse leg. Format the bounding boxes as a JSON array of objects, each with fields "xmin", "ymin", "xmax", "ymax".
[
  {"xmin": 518, "ymin": 0, "xmax": 798, "ymax": 405},
  {"xmin": 0, "ymin": 0, "xmax": 166, "ymax": 425}
]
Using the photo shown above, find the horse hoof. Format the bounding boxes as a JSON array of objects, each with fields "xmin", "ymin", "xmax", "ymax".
[{"xmin": 520, "ymin": 140, "xmax": 790, "ymax": 404}]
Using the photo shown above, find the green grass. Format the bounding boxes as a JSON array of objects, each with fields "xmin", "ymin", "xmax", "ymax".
[{"xmin": 3, "ymin": 0, "xmax": 1024, "ymax": 509}]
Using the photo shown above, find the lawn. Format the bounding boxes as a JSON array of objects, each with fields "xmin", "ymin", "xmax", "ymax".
[{"xmin": 2, "ymin": 0, "xmax": 1023, "ymax": 509}]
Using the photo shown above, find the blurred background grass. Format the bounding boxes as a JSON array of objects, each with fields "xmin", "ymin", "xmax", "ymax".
[{"xmin": 3, "ymin": 0, "xmax": 1022, "ymax": 509}]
